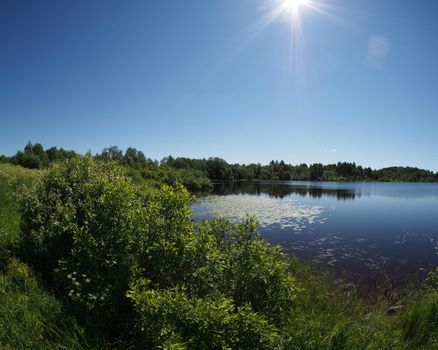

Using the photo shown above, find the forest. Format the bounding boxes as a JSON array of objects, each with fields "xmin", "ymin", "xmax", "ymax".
[
  {"xmin": 1, "ymin": 143, "xmax": 438, "ymax": 187},
  {"xmin": 0, "ymin": 149, "xmax": 437, "ymax": 348}
]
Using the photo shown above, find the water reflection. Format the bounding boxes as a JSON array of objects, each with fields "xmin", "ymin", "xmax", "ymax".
[
  {"xmin": 193, "ymin": 181, "xmax": 438, "ymax": 288},
  {"xmin": 213, "ymin": 181, "xmax": 357, "ymax": 200},
  {"xmin": 212, "ymin": 180, "xmax": 438, "ymax": 200}
]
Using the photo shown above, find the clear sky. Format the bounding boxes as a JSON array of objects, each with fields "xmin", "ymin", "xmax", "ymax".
[{"xmin": 1, "ymin": 0, "xmax": 438, "ymax": 170}]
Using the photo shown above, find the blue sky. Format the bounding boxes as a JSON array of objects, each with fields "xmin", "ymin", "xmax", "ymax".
[{"xmin": 1, "ymin": 0, "xmax": 438, "ymax": 170}]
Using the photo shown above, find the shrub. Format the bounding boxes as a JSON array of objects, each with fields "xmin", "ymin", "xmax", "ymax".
[
  {"xmin": 139, "ymin": 166, "xmax": 212, "ymax": 192},
  {"xmin": 128, "ymin": 217, "xmax": 299, "ymax": 348},
  {"xmin": 19, "ymin": 157, "xmax": 147, "ymax": 330},
  {"xmin": 193, "ymin": 218, "xmax": 298, "ymax": 323},
  {"xmin": 127, "ymin": 280, "xmax": 279, "ymax": 349},
  {"xmin": 19, "ymin": 157, "xmax": 300, "ymax": 347}
]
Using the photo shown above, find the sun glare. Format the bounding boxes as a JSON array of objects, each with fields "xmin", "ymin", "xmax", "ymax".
[{"xmin": 285, "ymin": 0, "xmax": 308, "ymax": 14}]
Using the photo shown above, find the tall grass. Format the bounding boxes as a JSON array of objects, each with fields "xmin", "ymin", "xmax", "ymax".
[
  {"xmin": 0, "ymin": 259, "xmax": 103, "ymax": 349},
  {"xmin": 286, "ymin": 256, "xmax": 438, "ymax": 349},
  {"xmin": 0, "ymin": 164, "xmax": 41, "ymax": 245},
  {"xmin": 399, "ymin": 290, "xmax": 438, "ymax": 348}
]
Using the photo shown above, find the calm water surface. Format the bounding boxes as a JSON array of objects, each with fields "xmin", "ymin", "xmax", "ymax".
[{"xmin": 192, "ymin": 181, "xmax": 438, "ymax": 287}]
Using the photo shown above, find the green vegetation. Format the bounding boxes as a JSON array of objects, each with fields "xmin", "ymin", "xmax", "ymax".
[
  {"xmin": 2, "ymin": 142, "xmax": 437, "ymax": 186},
  {"xmin": 0, "ymin": 164, "xmax": 100, "ymax": 349},
  {"xmin": 0, "ymin": 157, "xmax": 437, "ymax": 349},
  {"xmin": 3, "ymin": 143, "xmax": 212, "ymax": 191},
  {"xmin": 17, "ymin": 157, "xmax": 298, "ymax": 347},
  {"xmin": 161, "ymin": 157, "xmax": 438, "ymax": 182},
  {"xmin": 0, "ymin": 164, "xmax": 41, "ymax": 256},
  {"xmin": 0, "ymin": 259, "xmax": 100, "ymax": 349}
]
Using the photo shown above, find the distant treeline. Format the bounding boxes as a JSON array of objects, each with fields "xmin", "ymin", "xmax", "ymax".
[
  {"xmin": 161, "ymin": 156, "xmax": 438, "ymax": 182},
  {"xmin": 1, "ymin": 142, "xmax": 437, "ymax": 186}
]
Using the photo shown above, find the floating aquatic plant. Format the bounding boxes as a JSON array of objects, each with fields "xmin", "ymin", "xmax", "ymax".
[{"xmin": 194, "ymin": 194, "xmax": 326, "ymax": 231}]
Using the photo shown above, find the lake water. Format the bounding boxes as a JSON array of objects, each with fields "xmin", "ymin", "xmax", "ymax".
[{"xmin": 192, "ymin": 181, "xmax": 438, "ymax": 288}]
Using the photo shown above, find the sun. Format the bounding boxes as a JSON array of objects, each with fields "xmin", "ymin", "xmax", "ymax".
[{"xmin": 284, "ymin": 0, "xmax": 308, "ymax": 14}]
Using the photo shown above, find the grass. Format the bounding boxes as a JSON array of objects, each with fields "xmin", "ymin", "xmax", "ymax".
[
  {"xmin": 0, "ymin": 164, "xmax": 41, "ymax": 244},
  {"xmin": 399, "ymin": 289, "xmax": 438, "ymax": 348},
  {"xmin": 0, "ymin": 259, "xmax": 103, "ymax": 350},
  {"xmin": 287, "ymin": 256, "xmax": 438, "ymax": 349},
  {"xmin": 0, "ymin": 164, "xmax": 43, "ymax": 272}
]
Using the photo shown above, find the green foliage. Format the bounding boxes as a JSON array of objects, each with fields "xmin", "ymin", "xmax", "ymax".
[
  {"xmin": 13, "ymin": 150, "xmax": 43, "ymax": 169},
  {"xmin": 122, "ymin": 147, "xmax": 150, "ymax": 168},
  {"xmin": 127, "ymin": 214, "xmax": 298, "ymax": 347},
  {"xmin": 19, "ymin": 157, "xmax": 147, "ymax": 328},
  {"xmin": 95, "ymin": 146, "xmax": 157, "ymax": 169},
  {"xmin": 5, "ymin": 143, "xmax": 437, "ymax": 185},
  {"xmin": 14, "ymin": 142, "xmax": 49, "ymax": 169},
  {"xmin": 219, "ymin": 222, "xmax": 297, "ymax": 321},
  {"xmin": 46, "ymin": 146, "xmax": 77, "ymax": 163},
  {"xmin": 127, "ymin": 281, "xmax": 279, "ymax": 349},
  {"xmin": 161, "ymin": 156, "xmax": 438, "ymax": 182},
  {"xmin": 130, "ymin": 166, "xmax": 210, "ymax": 191},
  {"xmin": 96, "ymin": 145, "xmax": 124, "ymax": 163},
  {"xmin": 11, "ymin": 142, "xmax": 77, "ymax": 169},
  {"xmin": 309, "ymin": 163, "xmax": 324, "ymax": 180},
  {"xmin": 94, "ymin": 147, "xmax": 211, "ymax": 191},
  {"xmin": 374, "ymin": 166, "xmax": 437, "ymax": 182},
  {"xmin": 18, "ymin": 157, "xmax": 299, "ymax": 347}
]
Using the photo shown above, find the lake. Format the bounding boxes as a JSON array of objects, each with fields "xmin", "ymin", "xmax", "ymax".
[{"xmin": 192, "ymin": 181, "xmax": 438, "ymax": 288}]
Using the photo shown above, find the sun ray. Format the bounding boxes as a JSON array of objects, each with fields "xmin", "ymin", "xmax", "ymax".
[
  {"xmin": 304, "ymin": 0, "xmax": 370, "ymax": 34},
  {"xmin": 168, "ymin": 0, "xmax": 368, "ymax": 96}
]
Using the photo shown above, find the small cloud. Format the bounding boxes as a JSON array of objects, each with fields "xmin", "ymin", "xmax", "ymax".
[
  {"xmin": 368, "ymin": 36, "xmax": 390, "ymax": 58},
  {"xmin": 331, "ymin": 148, "xmax": 337, "ymax": 152},
  {"xmin": 367, "ymin": 35, "xmax": 390, "ymax": 68}
]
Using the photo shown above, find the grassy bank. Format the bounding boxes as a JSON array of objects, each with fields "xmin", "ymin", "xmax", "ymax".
[{"xmin": 0, "ymin": 161, "xmax": 437, "ymax": 349}]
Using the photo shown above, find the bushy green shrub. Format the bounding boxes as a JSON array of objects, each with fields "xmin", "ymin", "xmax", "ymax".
[
  {"xmin": 19, "ymin": 157, "xmax": 148, "ymax": 330},
  {"xmin": 192, "ymin": 218, "xmax": 298, "ymax": 322},
  {"xmin": 127, "ymin": 281, "xmax": 279, "ymax": 349},
  {"xmin": 19, "ymin": 157, "xmax": 299, "ymax": 347},
  {"xmin": 127, "ymin": 215, "xmax": 299, "ymax": 347},
  {"xmin": 139, "ymin": 166, "xmax": 212, "ymax": 192}
]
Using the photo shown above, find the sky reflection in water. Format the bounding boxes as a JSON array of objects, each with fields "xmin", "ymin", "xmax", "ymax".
[{"xmin": 192, "ymin": 181, "xmax": 438, "ymax": 287}]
